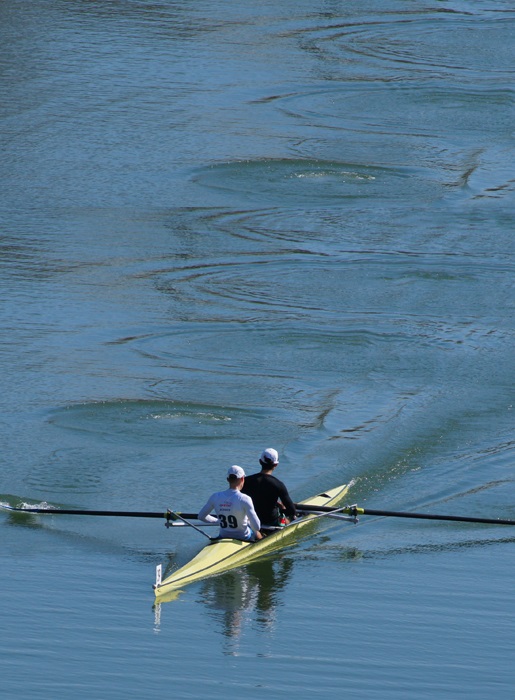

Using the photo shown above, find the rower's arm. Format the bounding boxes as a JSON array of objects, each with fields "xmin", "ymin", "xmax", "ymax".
[
  {"xmin": 197, "ymin": 497, "xmax": 218, "ymax": 524},
  {"xmin": 246, "ymin": 500, "xmax": 261, "ymax": 534},
  {"xmin": 279, "ymin": 487, "xmax": 296, "ymax": 521}
]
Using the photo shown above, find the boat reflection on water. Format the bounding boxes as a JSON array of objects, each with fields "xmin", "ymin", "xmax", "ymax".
[
  {"xmin": 199, "ymin": 557, "xmax": 294, "ymax": 640},
  {"xmin": 152, "ymin": 545, "xmax": 363, "ymax": 636},
  {"xmin": 152, "ymin": 556, "xmax": 294, "ymax": 636}
]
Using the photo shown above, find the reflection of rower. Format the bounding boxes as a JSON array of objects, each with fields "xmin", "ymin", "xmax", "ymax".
[
  {"xmin": 241, "ymin": 448, "xmax": 296, "ymax": 533},
  {"xmin": 248, "ymin": 558, "xmax": 294, "ymax": 626}
]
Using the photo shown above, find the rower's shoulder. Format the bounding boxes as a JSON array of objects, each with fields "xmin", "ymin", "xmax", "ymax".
[
  {"xmin": 237, "ymin": 490, "xmax": 255, "ymax": 506},
  {"xmin": 241, "ymin": 472, "xmax": 261, "ymax": 489},
  {"xmin": 266, "ymin": 473, "xmax": 289, "ymax": 491}
]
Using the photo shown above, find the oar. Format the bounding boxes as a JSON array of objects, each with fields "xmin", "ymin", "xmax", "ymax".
[
  {"xmin": 166, "ymin": 510, "xmax": 214, "ymax": 540},
  {"xmin": 0, "ymin": 504, "xmax": 200, "ymax": 521},
  {"xmin": 295, "ymin": 503, "xmax": 515, "ymax": 526}
]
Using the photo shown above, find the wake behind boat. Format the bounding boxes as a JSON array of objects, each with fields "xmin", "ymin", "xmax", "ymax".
[{"xmin": 153, "ymin": 482, "xmax": 353, "ymax": 599}]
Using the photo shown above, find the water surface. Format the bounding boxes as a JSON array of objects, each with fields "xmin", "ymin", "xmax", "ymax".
[{"xmin": 1, "ymin": 1, "xmax": 514, "ymax": 698}]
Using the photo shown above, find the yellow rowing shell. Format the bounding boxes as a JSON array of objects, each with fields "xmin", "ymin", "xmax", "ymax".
[{"xmin": 153, "ymin": 482, "xmax": 350, "ymax": 599}]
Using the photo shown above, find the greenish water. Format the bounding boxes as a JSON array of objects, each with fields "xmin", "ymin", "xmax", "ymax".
[{"xmin": 1, "ymin": 1, "xmax": 514, "ymax": 697}]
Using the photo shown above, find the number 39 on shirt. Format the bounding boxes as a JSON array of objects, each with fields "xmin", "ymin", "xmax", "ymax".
[{"xmin": 218, "ymin": 514, "xmax": 238, "ymax": 529}]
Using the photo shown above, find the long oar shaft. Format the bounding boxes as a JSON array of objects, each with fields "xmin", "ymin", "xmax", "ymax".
[
  {"xmin": 7, "ymin": 503, "xmax": 515, "ymax": 527},
  {"xmin": 357, "ymin": 508, "xmax": 515, "ymax": 526},
  {"xmin": 1, "ymin": 505, "xmax": 200, "ymax": 520},
  {"xmin": 295, "ymin": 503, "xmax": 515, "ymax": 526}
]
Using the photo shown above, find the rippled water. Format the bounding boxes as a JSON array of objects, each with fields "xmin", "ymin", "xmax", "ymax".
[{"xmin": 1, "ymin": 1, "xmax": 514, "ymax": 698}]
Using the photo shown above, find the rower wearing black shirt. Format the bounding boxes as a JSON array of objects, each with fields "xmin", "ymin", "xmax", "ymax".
[{"xmin": 241, "ymin": 448, "xmax": 296, "ymax": 533}]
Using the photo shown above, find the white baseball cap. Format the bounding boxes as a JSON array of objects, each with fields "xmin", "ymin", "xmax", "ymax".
[
  {"xmin": 227, "ymin": 465, "xmax": 245, "ymax": 479},
  {"xmin": 260, "ymin": 448, "xmax": 279, "ymax": 466}
]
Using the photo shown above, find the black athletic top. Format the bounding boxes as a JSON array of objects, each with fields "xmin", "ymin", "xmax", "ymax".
[{"xmin": 241, "ymin": 472, "xmax": 296, "ymax": 526}]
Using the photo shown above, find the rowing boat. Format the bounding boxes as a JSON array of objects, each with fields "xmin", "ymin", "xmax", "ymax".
[
  {"xmin": 153, "ymin": 482, "xmax": 351, "ymax": 599},
  {"xmin": 3, "ymin": 482, "xmax": 514, "ymax": 604}
]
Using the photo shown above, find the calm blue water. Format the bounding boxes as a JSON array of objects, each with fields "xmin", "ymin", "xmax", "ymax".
[{"xmin": 1, "ymin": 0, "xmax": 514, "ymax": 698}]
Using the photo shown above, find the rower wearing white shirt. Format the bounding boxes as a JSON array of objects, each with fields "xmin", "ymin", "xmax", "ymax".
[{"xmin": 198, "ymin": 465, "xmax": 263, "ymax": 541}]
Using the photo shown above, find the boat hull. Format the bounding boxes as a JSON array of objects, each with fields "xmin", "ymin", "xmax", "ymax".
[{"xmin": 153, "ymin": 482, "xmax": 350, "ymax": 599}]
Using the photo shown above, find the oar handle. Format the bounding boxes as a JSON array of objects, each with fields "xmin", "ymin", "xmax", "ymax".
[{"xmin": 167, "ymin": 510, "xmax": 214, "ymax": 540}]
